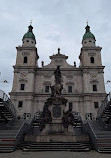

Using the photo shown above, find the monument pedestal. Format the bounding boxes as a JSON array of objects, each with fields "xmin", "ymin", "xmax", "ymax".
[
  {"xmin": 27, "ymin": 67, "xmax": 84, "ymax": 144},
  {"xmin": 24, "ymin": 133, "xmax": 90, "ymax": 143},
  {"xmin": 41, "ymin": 123, "xmax": 64, "ymax": 134}
]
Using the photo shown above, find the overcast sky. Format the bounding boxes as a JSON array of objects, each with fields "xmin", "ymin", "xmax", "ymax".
[{"xmin": 0, "ymin": 0, "xmax": 111, "ymax": 95}]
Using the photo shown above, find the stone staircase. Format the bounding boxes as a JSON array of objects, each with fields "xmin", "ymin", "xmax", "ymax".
[
  {"xmin": 95, "ymin": 130, "xmax": 111, "ymax": 152},
  {"xmin": 18, "ymin": 141, "xmax": 93, "ymax": 151},
  {"xmin": 32, "ymin": 112, "xmax": 42, "ymax": 134},
  {"xmin": 85, "ymin": 120, "xmax": 111, "ymax": 152},
  {"xmin": 0, "ymin": 90, "xmax": 17, "ymax": 124},
  {"xmin": 97, "ymin": 92, "xmax": 111, "ymax": 126},
  {"xmin": 0, "ymin": 90, "xmax": 37, "ymax": 152},
  {"xmin": 0, "ymin": 105, "xmax": 13, "ymax": 123},
  {"xmin": 100, "ymin": 105, "xmax": 111, "ymax": 125},
  {"xmin": 72, "ymin": 112, "xmax": 82, "ymax": 128},
  {"xmin": 84, "ymin": 92, "xmax": 111, "ymax": 152},
  {"xmin": 0, "ymin": 119, "xmax": 30, "ymax": 152}
]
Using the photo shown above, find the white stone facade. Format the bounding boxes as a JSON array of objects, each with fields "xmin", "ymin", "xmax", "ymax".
[{"xmin": 10, "ymin": 25, "xmax": 106, "ymax": 120}]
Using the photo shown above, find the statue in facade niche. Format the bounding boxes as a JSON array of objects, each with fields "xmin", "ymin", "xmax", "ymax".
[{"xmin": 54, "ymin": 65, "xmax": 61, "ymax": 84}]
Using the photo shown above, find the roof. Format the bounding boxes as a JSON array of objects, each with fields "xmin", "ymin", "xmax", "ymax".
[
  {"xmin": 23, "ymin": 25, "xmax": 36, "ymax": 42},
  {"xmin": 82, "ymin": 25, "xmax": 96, "ymax": 41}
]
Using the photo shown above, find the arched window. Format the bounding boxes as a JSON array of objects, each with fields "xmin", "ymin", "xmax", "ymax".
[
  {"xmin": 90, "ymin": 57, "xmax": 94, "ymax": 63},
  {"xmin": 24, "ymin": 56, "xmax": 27, "ymax": 63}
]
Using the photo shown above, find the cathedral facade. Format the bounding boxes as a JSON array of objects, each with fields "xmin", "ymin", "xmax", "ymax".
[{"xmin": 10, "ymin": 24, "xmax": 106, "ymax": 120}]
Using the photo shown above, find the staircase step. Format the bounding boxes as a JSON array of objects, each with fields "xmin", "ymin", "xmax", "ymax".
[
  {"xmin": 23, "ymin": 145, "xmax": 90, "ymax": 151},
  {"xmin": 18, "ymin": 141, "xmax": 92, "ymax": 152},
  {"xmin": 98, "ymin": 148, "xmax": 111, "ymax": 152}
]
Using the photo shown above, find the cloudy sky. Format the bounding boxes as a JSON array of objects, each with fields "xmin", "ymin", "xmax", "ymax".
[{"xmin": 0, "ymin": 0, "xmax": 111, "ymax": 95}]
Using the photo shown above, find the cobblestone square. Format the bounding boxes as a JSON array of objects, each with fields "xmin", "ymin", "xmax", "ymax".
[{"xmin": 0, "ymin": 150, "xmax": 111, "ymax": 158}]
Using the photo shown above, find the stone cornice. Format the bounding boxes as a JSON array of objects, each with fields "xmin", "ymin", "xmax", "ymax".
[
  {"xmin": 82, "ymin": 93, "xmax": 106, "ymax": 97},
  {"xmin": 14, "ymin": 65, "xmax": 104, "ymax": 72},
  {"xmin": 50, "ymin": 53, "xmax": 68, "ymax": 59},
  {"xmin": 16, "ymin": 46, "xmax": 37, "ymax": 51},
  {"xmin": 36, "ymin": 67, "xmax": 82, "ymax": 72},
  {"xmin": 9, "ymin": 92, "xmax": 35, "ymax": 96},
  {"xmin": 10, "ymin": 92, "xmax": 106, "ymax": 99},
  {"xmin": 82, "ymin": 66, "xmax": 105, "ymax": 69},
  {"xmin": 13, "ymin": 66, "xmax": 36, "ymax": 73},
  {"xmin": 81, "ymin": 46, "xmax": 102, "ymax": 51},
  {"xmin": 13, "ymin": 65, "xmax": 36, "ymax": 69},
  {"xmin": 34, "ymin": 93, "xmax": 106, "ymax": 97}
]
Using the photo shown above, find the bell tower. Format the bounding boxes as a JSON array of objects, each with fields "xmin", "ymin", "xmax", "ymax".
[
  {"xmin": 79, "ymin": 24, "xmax": 102, "ymax": 67},
  {"xmin": 79, "ymin": 24, "xmax": 106, "ymax": 120},
  {"xmin": 10, "ymin": 24, "xmax": 39, "ymax": 119}
]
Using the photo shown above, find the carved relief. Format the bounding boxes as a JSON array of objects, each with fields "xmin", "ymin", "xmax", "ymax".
[
  {"xmin": 19, "ymin": 78, "xmax": 28, "ymax": 83},
  {"xmin": 90, "ymin": 73, "xmax": 98, "ymax": 82},
  {"xmin": 43, "ymin": 74, "xmax": 52, "ymax": 78},
  {"xmin": 65, "ymin": 75, "xmax": 73, "ymax": 79},
  {"xmin": 43, "ymin": 81, "xmax": 51, "ymax": 85},
  {"xmin": 66, "ymin": 82, "xmax": 74, "ymax": 85},
  {"xmin": 98, "ymin": 69, "xmax": 103, "ymax": 73},
  {"xmin": 90, "ymin": 73, "xmax": 97, "ymax": 79},
  {"xmin": 53, "ymin": 105, "xmax": 61, "ymax": 118},
  {"xmin": 62, "ymin": 71, "xmax": 82, "ymax": 76},
  {"xmin": 20, "ymin": 72, "xmax": 27, "ymax": 78},
  {"xmin": 54, "ymin": 59, "xmax": 63, "ymax": 66},
  {"xmin": 22, "ymin": 52, "xmax": 30, "ymax": 56},
  {"xmin": 36, "ymin": 72, "xmax": 52, "ymax": 78},
  {"xmin": 83, "ymin": 69, "xmax": 89, "ymax": 74},
  {"xmin": 88, "ymin": 52, "xmax": 96, "ymax": 56},
  {"xmin": 19, "ymin": 72, "xmax": 28, "ymax": 82}
]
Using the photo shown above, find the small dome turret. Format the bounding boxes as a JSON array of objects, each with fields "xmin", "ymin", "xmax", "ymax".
[
  {"xmin": 22, "ymin": 24, "xmax": 36, "ymax": 47},
  {"xmin": 82, "ymin": 24, "xmax": 96, "ymax": 47}
]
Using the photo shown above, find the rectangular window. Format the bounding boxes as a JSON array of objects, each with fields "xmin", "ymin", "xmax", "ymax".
[
  {"xmin": 18, "ymin": 101, "xmax": 23, "ymax": 108},
  {"xmin": 69, "ymin": 102, "xmax": 72, "ymax": 110},
  {"xmin": 68, "ymin": 86, "xmax": 72, "ymax": 93},
  {"xmin": 45, "ymin": 86, "xmax": 50, "ymax": 93},
  {"xmin": 93, "ymin": 85, "xmax": 97, "ymax": 91},
  {"xmin": 24, "ymin": 56, "xmax": 27, "ymax": 63},
  {"xmin": 90, "ymin": 57, "xmax": 94, "ymax": 63},
  {"xmin": 20, "ymin": 84, "xmax": 25, "ymax": 90},
  {"xmin": 94, "ymin": 102, "xmax": 99, "ymax": 108}
]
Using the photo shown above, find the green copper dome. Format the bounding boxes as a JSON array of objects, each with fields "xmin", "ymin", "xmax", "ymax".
[
  {"xmin": 23, "ymin": 25, "xmax": 36, "ymax": 42},
  {"xmin": 82, "ymin": 25, "xmax": 95, "ymax": 41}
]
